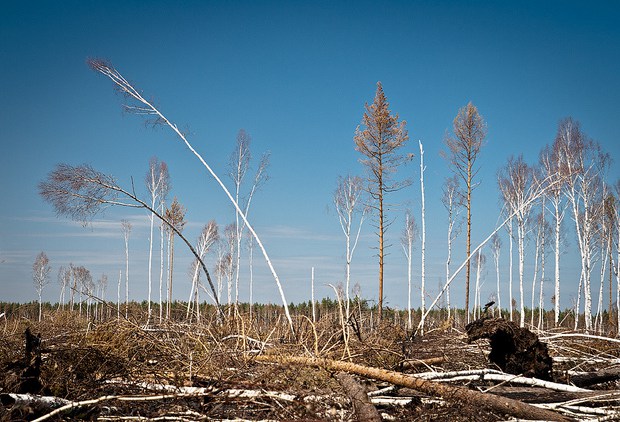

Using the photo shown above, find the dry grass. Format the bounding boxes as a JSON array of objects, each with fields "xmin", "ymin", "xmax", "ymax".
[{"xmin": 1, "ymin": 308, "xmax": 619, "ymax": 421}]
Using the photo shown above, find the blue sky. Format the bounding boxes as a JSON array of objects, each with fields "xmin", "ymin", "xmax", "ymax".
[{"xmin": 1, "ymin": 1, "xmax": 619, "ymax": 312}]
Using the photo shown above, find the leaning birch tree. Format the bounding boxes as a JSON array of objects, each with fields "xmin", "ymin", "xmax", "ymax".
[
  {"xmin": 88, "ymin": 59, "xmax": 294, "ymax": 335},
  {"xmin": 39, "ymin": 163, "xmax": 222, "ymax": 317},
  {"xmin": 354, "ymin": 81, "xmax": 409, "ymax": 320},
  {"xmin": 444, "ymin": 102, "xmax": 487, "ymax": 323}
]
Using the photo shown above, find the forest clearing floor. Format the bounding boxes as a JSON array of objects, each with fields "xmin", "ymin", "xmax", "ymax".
[{"xmin": 1, "ymin": 311, "xmax": 620, "ymax": 421}]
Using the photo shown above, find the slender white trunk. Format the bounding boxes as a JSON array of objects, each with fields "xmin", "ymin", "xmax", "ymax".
[
  {"xmin": 311, "ymin": 267, "xmax": 316, "ymax": 323},
  {"xmin": 509, "ymin": 218, "xmax": 514, "ymax": 322},
  {"xmin": 159, "ymin": 210, "xmax": 165, "ymax": 322},
  {"xmin": 474, "ymin": 252, "xmax": 482, "ymax": 319},
  {"xmin": 446, "ymin": 201, "xmax": 454, "ymax": 319},
  {"xmin": 249, "ymin": 238, "xmax": 254, "ymax": 320},
  {"xmin": 117, "ymin": 269, "xmax": 121, "ymax": 321},
  {"xmin": 419, "ymin": 140, "xmax": 426, "ymax": 332},
  {"xmin": 538, "ymin": 222, "xmax": 546, "ymax": 330},
  {"xmin": 530, "ymin": 228, "xmax": 540, "ymax": 327},
  {"xmin": 596, "ymin": 239, "xmax": 606, "ymax": 333},
  {"xmin": 518, "ymin": 220, "xmax": 525, "ymax": 328},
  {"xmin": 554, "ymin": 201, "xmax": 561, "ymax": 326},
  {"xmin": 406, "ymin": 226, "xmax": 412, "ymax": 330},
  {"xmin": 235, "ymin": 186, "xmax": 241, "ymax": 316},
  {"xmin": 187, "ymin": 261, "xmax": 200, "ymax": 319},
  {"xmin": 494, "ymin": 248, "xmax": 501, "ymax": 318},
  {"xmin": 147, "ymin": 213, "xmax": 154, "ymax": 324},
  {"xmin": 345, "ymin": 217, "xmax": 351, "ymax": 322}
]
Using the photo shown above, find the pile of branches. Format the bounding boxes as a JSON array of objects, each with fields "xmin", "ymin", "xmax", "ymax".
[{"xmin": 2, "ymin": 313, "xmax": 620, "ymax": 421}]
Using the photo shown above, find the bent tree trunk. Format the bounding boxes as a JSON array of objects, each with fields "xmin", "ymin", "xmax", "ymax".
[{"xmin": 258, "ymin": 356, "xmax": 569, "ymax": 422}]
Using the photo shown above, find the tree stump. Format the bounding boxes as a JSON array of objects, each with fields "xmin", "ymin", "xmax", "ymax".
[{"xmin": 465, "ymin": 317, "xmax": 552, "ymax": 380}]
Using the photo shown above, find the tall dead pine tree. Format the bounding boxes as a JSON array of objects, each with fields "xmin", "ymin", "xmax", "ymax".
[
  {"xmin": 444, "ymin": 102, "xmax": 487, "ymax": 323},
  {"xmin": 355, "ymin": 82, "xmax": 409, "ymax": 320}
]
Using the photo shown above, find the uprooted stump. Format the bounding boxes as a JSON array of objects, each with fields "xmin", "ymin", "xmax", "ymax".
[{"xmin": 465, "ymin": 317, "xmax": 552, "ymax": 380}]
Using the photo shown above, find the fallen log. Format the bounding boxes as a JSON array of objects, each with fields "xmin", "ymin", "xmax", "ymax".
[
  {"xmin": 257, "ymin": 355, "xmax": 572, "ymax": 421},
  {"xmin": 568, "ymin": 368, "xmax": 620, "ymax": 388}
]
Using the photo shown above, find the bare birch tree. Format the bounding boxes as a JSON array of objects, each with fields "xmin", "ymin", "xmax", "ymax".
[
  {"xmin": 164, "ymin": 197, "xmax": 186, "ymax": 319},
  {"xmin": 88, "ymin": 59, "xmax": 294, "ymax": 334},
  {"xmin": 223, "ymin": 223, "xmax": 238, "ymax": 316},
  {"xmin": 539, "ymin": 143, "xmax": 567, "ymax": 326},
  {"xmin": 229, "ymin": 129, "xmax": 250, "ymax": 313},
  {"xmin": 187, "ymin": 220, "xmax": 218, "ymax": 320},
  {"xmin": 418, "ymin": 140, "xmax": 427, "ymax": 332},
  {"xmin": 33, "ymin": 252, "xmax": 51, "ymax": 322},
  {"xmin": 334, "ymin": 174, "xmax": 367, "ymax": 321},
  {"xmin": 490, "ymin": 233, "xmax": 502, "ymax": 317},
  {"xmin": 442, "ymin": 175, "xmax": 463, "ymax": 318},
  {"xmin": 553, "ymin": 117, "xmax": 610, "ymax": 331},
  {"xmin": 444, "ymin": 102, "xmax": 487, "ymax": 322},
  {"xmin": 498, "ymin": 155, "xmax": 537, "ymax": 327},
  {"xmin": 354, "ymin": 81, "xmax": 409, "ymax": 320},
  {"xmin": 229, "ymin": 140, "xmax": 270, "ymax": 313},
  {"xmin": 158, "ymin": 169, "xmax": 170, "ymax": 323},
  {"xmin": 57, "ymin": 265, "xmax": 70, "ymax": 311},
  {"xmin": 145, "ymin": 157, "xmax": 169, "ymax": 324},
  {"xmin": 401, "ymin": 210, "xmax": 416, "ymax": 330},
  {"xmin": 473, "ymin": 250, "xmax": 486, "ymax": 319},
  {"xmin": 121, "ymin": 219, "xmax": 132, "ymax": 318}
]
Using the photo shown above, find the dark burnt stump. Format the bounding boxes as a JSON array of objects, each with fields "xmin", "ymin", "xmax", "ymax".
[{"xmin": 465, "ymin": 317, "xmax": 552, "ymax": 380}]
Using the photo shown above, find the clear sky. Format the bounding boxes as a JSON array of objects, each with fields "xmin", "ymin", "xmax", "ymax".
[{"xmin": 1, "ymin": 1, "xmax": 619, "ymax": 312}]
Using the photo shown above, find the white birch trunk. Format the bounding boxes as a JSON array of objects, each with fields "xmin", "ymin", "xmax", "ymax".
[
  {"xmin": 530, "ymin": 227, "xmax": 540, "ymax": 328},
  {"xmin": 147, "ymin": 212, "xmax": 154, "ymax": 324},
  {"xmin": 493, "ymin": 246, "xmax": 501, "ymax": 318},
  {"xmin": 554, "ymin": 199, "xmax": 561, "ymax": 326},
  {"xmin": 249, "ymin": 237, "xmax": 254, "ymax": 320},
  {"xmin": 405, "ymin": 216, "xmax": 412, "ymax": 330},
  {"xmin": 419, "ymin": 140, "xmax": 426, "ymax": 332},
  {"xmin": 311, "ymin": 267, "xmax": 316, "ymax": 323},
  {"xmin": 474, "ymin": 251, "xmax": 482, "ymax": 319},
  {"xmin": 509, "ymin": 218, "xmax": 514, "ymax": 322},
  {"xmin": 117, "ymin": 269, "xmax": 121, "ymax": 321},
  {"xmin": 538, "ymin": 221, "xmax": 546, "ymax": 330},
  {"xmin": 159, "ymin": 206, "xmax": 165, "ymax": 322},
  {"xmin": 518, "ymin": 220, "xmax": 526, "ymax": 328}
]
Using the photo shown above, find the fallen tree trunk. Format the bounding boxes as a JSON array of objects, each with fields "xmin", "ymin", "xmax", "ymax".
[
  {"xmin": 335, "ymin": 372, "xmax": 381, "ymax": 422},
  {"xmin": 257, "ymin": 355, "xmax": 572, "ymax": 422}
]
